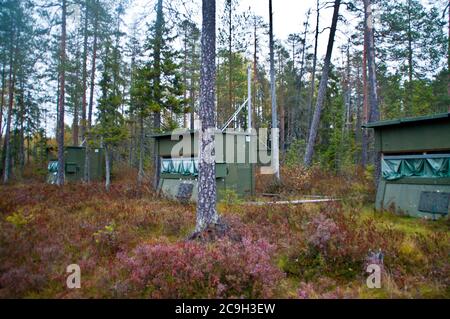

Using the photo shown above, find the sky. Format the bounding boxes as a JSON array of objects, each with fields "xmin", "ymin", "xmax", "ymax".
[{"xmin": 124, "ymin": 0, "xmax": 340, "ymax": 57}]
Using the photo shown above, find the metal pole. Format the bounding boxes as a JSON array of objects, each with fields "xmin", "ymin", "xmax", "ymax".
[{"xmin": 247, "ymin": 65, "xmax": 252, "ymax": 133}]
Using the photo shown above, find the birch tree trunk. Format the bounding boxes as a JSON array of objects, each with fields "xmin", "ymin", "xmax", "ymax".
[
  {"xmin": 56, "ymin": 0, "xmax": 67, "ymax": 186},
  {"xmin": 269, "ymin": 0, "xmax": 280, "ymax": 181},
  {"xmin": 194, "ymin": 0, "xmax": 223, "ymax": 235},
  {"xmin": 304, "ymin": 0, "xmax": 341, "ymax": 167}
]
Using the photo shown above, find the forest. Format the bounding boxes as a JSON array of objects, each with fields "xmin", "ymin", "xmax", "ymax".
[{"xmin": 0, "ymin": 0, "xmax": 449, "ymax": 299}]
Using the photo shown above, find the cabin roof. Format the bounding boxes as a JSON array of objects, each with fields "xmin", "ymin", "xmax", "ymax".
[{"xmin": 362, "ymin": 112, "xmax": 450, "ymax": 129}]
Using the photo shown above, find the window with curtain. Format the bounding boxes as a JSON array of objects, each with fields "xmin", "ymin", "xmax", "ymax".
[
  {"xmin": 382, "ymin": 155, "xmax": 450, "ymax": 180},
  {"xmin": 161, "ymin": 158, "xmax": 199, "ymax": 176}
]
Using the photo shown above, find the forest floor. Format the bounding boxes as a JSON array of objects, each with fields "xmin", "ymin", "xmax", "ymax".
[{"xmin": 0, "ymin": 166, "xmax": 448, "ymax": 298}]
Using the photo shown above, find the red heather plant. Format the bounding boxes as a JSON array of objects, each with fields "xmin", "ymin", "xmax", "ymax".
[
  {"xmin": 306, "ymin": 213, "xmax": 341, "ymax": 251},
  {"xmin": 113, "ymin": 238, "xmax": 283, "ymax": 298}
]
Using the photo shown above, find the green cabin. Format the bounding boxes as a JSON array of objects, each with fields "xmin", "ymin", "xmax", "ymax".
[
  {"xmin": 47, "ymin": 146, "xmax": 105, "ymax": 183},
  {"xmin": 152, "ymin": 130, "xmax": 257, "ymax": 202},
  {"xmin": 364, "ymin": 112, "xmax": 450, "ymax": 219}
]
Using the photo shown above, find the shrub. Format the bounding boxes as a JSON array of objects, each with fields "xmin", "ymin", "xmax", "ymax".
[
  {"xmin": 112, "ymin": 238, "xmax": 284, "ymax": 298},
  {"xmin": 5, "ymin": 211, "xmax": 34, "ymax": 228},
  {"xmin": 93, "ymin": 221, "xmax": 119, "ymax": 255}
]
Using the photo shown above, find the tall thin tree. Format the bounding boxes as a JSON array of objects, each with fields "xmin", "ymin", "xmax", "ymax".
[
  {"xmin": 364, "ymin": 0, "xmax": 380, "ymax": 184},
  {"xmin": 269, "ymin": 0, "xmax": 280, "ymax": 181},
  {"xmin": 304, "ymin": 0, "xmax": 341, "ymax": 166},
  {"xmin": 56, "ymin": 0, "xmax": 67, "ymax": 186}
]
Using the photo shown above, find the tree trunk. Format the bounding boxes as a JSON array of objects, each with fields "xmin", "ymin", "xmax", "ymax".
[
  {"xmin": 296, "ymin": 9, "xmax": 310, "ymax": 140},
  {"xmin": 3, "ymin": 30, "xmax": 16, "ymax": 184},
  {"xmin": 253, "ymin": 16, "xmax": 258, "ymax": 129},
  {"xmin": 361, "ymin": 17, "xmax": 369, "ymax": 168},
  {"xmin": 304, "ymin": 0, "xmax": 341, "ymax": 167},
  {"xmin": 152, "ymin": 0, "xmax": 163, "ymax": 190},
  {"xmin": 56, "ymin": 0, "xmax": 67, "ymax": 186},
  {"xmin": 105, "ymin": 145, "xmax": 111, "ymax": 191},
  {"xmin": 228, "ymin": 0, "xmax": 233, "ymax": 128},
  {"xmin": 80, "ymin": 0, "xmax": 89, "ymax": 143},
  {"xmin": 406, "ymin": 0, "xmax": 413, "ymax": 115},
  {"xmin": 0, "ymin": 64, "xmax": 5, "ymax": 147},
  {"xmin": 194, "ymin": 0, "xmax": 222, "ymax": 235},
  {"xmin": 73, "ymin": 49, "xmax": 80, "ymax": 146},
  {"xmin": 307, "ymin": 0, "xmax": 320, "ymax": 134},
  {"xmin": 448, "ymin": 0, "xmax": 449, "ymax": 112},
  {"xmin": 183, "ymin": 27, "xmax": 188, "ymax": 128},
  {"xmin": 355, "ymin": 56, "xmax": 362, "ymax": 164},
  {"xmin": 364, "ymin": 0, "xmax": 381, "ymax": 185},
  {"xmin": 18, "ymin": 81, "xmax": 25, "ymax": 170},
  {"xmin": 137, "ymin": 112, "xmax": 144, "ymax": 185},
  {"xmin": 269, "ymin": 0, "xmax": 280, "ymax": 180},
  {"xmin": 85, "ymin": 0, "xmax": 99, "ymax": 183}
]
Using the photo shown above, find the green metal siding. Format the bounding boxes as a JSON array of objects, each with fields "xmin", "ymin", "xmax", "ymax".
[
  {"xmin": 369, "ymin": 114, "xmax": 450, "ymax": 218},
  {"xmin": 153, "ymin": 131, "xmax": 256, "ymax": 202},
  {"xmin": 48, "ymin": 147, "xmax": 105, "ymax": 183},
  {"xmin": 378, "ymin": 121, "xmax": 450, "ymax": 153},
  {"xmin": 376, "ymin": 180, "xmax": 450, "ymax": 218}
]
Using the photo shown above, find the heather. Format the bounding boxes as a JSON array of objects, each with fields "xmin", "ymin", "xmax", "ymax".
[{"xmin": 0, "ymin": 167, "xmax": 448, "ymax": 298}]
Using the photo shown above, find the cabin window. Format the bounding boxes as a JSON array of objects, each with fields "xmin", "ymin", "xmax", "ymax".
[
  {"xmin": 382, "ymin": 154, "xmax": 450, "ymax": 180},
  {"xmin": 161, "ymin": 158, "xmax": 198, "ymax": 176}
]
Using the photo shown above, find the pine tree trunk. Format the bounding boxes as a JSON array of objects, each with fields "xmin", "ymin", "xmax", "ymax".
[
  {"xmin": 406, "ymin": 0, "xmax": 413, "ymax": 115},
  {"xmin": 56, "ymin": 0, "xmax": 67, "ymax": 186},
  {"xmin": 355, "ymin": 57, "xmax": 362, "ymax": 164},
  {"xmin": 296, "ymin": 10, "xmax": 309, "ymax": 140},
  {"xmin": 194, "ymin": 0, "xmax": 222, "ymax": 235},
  {"xmin": 253, "ymin": 17, "xmax": 258, "ymax": 129},
  {"xmin": 3, "ymin": 31, "xmax": 16, "ymax": 184},
  {"xmin": 18, "ymin": 81, "xmax": 25, "ymax": 170},
  {"xmin": 304, "ymin": 0, "xmax": 341, "ymax": 167},
  {"xmin": 307, "ymin": 0, "xmax": 320, "ymax": 134},
  {"xmin": 269, "ymin": 0, "xmax": 280, "ymax": 180},
  {"xmin": 105, "ymin": 145, "xmax": 111, "ymax": 191},
  {"xmin": 361, "ymin": 19, "xmax": 369, "ymax": 168},
  {"xmin": 0, "ymin": 64, "xmax": 5, "ymax": 146},
  {"xmin": 73, "ymin": 51, "xmax": 80, "ymax": 146},
  {"xmin": 152, "ymin": 0, "xmax": 163, "ymax": 190},
  {"xmin": 138, "ymin": 113, "xmax": 144, "ymax": 185},
  {"xmin": 364, "ymin": 0, "xmax": 381, "ymax": 185},
  {"xmin": 85, "ymin": 0, "xmax": 99, "ymax": 183},
  {"xmin": 80, "ymin": 0, "xmax": 89, "ymax": 143},
  {"xmin": 447, "ymin": 0, "xmax": 449, "ymax": 112}
]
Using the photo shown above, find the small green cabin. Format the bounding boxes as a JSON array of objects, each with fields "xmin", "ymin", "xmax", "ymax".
[
  {"xmin": 364, "ymin": 112, "xmax": 450, "ymax": 218},
  {"xmin": 47, "ymin": 146, "xmax": 105, "ymax": 183},
  {"xmin": 152, "ymin": 130, "xmax": 256, "ymax": 202}
]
